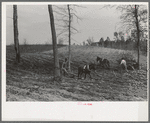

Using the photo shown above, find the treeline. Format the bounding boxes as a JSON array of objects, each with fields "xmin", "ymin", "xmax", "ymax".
[{"xmin": 91, "ymin": 39, "xmax": 147, "ymax": 54}]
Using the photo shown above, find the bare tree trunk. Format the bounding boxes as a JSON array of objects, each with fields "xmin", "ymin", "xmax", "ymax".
[
  {"xmin": 13, "ymin": 5, "xmax": 20, "ymax": 63},
  {"xmin": 48, "ymin": 5, "xmax": 60, "ymax": 79},
  {"xmin": 67, "ymin": 5, "xmax": 71, "ymax": 72},
  {"xmin": 135, "ymin": 5, "xmax": 140, "ymax": 69}
]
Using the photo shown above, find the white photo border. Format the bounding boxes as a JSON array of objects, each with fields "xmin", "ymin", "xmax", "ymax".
[{"xmin": 2, "ymin": 2, "xmax": 149, "ymax": 121}]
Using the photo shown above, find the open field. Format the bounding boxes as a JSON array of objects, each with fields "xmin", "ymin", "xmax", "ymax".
[
  {"xmin": 7, "ymin": 44, "xmax": 66, "ymax": 54},
  {"xmin": 6, "ymin": 45, "xmax": 148, "ymax": 101}
]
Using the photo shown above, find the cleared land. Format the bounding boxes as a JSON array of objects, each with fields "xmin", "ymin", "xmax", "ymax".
[{"xmin": 6, "ymin": 45, "xmax": 147, "ymax": 101}]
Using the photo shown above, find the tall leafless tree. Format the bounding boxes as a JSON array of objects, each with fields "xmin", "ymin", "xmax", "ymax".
[
  {"xmin": 53, "ymin": 5, "xmax": 81, "ymax": 72},
  {"xmin": 99, "ymin": 37, "xmax": 104, "ymax": 46},
  {"xmin": 105, "ymin": 5, "xmax": 147, "ymax": 69},
  {"xmin": 117, "ymin": 5, "xmax": 147, "ymax": 69},
  {"xmin": 87, "ymin": 37, "xmax": 94, "ymax": 45},
  {"xmin": 48, "ymin": 5, "xmax": 60, "ymax": 79},
  {"xmin": 67, "ymin": 5, "xmax": 71, "ymax": 72},
  {"xmin": 114, "ymin": 32, "xmax": 118, "ymax": 41},
  {"xmin": 134, "ymin": 5, "xmax": 140, "ymax": 70},
  {"xmin": 13, "ymin": 5, "xmax": 20, "ymax": 63}
]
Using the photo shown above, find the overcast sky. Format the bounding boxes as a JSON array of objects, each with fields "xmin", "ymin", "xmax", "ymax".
[{"xmin": 6, "ymin": 4, "xmax": 123, "ymax": 45}]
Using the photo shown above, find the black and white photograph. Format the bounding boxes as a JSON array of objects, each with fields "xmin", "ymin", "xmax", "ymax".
[{"xmin": 2, "ymin": 2, "xmax": 149, "ymax": 121}]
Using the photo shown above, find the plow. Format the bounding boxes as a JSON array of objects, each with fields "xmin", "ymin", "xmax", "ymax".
[
  {"xmin": 61, "ymin": 67, "xmax": 119, "ymax": 80},
  {"xmin": 60, "ymin": 58, "xmax": 132, "ymax": 80},
  {"xmin": 61, "ymin": 68, "xmax": 77, "ymax": 78}
]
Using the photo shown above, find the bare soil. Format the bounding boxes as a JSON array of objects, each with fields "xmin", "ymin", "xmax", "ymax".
[{"xmin": 6, "ymin": 45, "xmax": 147, "ymax": 101}]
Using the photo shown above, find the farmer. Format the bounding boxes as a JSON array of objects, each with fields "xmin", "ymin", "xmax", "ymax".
[
  {"xmin": 120, "ymin": 58, "xmax": 128, "ymax": 72},
  {"xmin": 61, "ymin": 58, "xmax": 68, "ymax": 76}
]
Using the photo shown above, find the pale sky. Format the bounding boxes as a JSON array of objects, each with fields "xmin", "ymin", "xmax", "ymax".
[{"xmin": 6, "ymin": 4, "xmax": 122, "ymax": 45}]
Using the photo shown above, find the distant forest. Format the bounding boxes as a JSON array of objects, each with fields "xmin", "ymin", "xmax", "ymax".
[{"xmin": 91, "ymin": 39, "xmax": 147, "ymax": 54}]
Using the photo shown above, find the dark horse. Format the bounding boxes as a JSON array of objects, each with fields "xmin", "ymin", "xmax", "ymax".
[
  {"xmin": 96, "ymin": 56, "xmax": 110, "ymax": 69},
  {"xmin": 78, "ymin": 63, "xmax": 96, "ymax": 79}
]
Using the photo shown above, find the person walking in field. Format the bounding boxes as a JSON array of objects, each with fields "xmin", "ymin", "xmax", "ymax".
[{"xmin": 120, "ymin": 58, "xmax": 128, "ymax": 72}]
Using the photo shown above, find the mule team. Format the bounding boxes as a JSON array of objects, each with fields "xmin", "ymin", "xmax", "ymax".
[{"xmin": 61, "ymin": 56, "xmax": 138, "ymax": 79}]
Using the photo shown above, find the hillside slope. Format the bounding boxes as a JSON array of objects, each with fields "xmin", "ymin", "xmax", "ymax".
[{"xmin": 6, "ymin": 45, "xmax": 147, "ymax": 101}]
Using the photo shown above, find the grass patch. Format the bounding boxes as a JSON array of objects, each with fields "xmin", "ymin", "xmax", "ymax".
[{"xmin": 44, "ymin": 45, "xmax": 146, "ymax": 69}]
